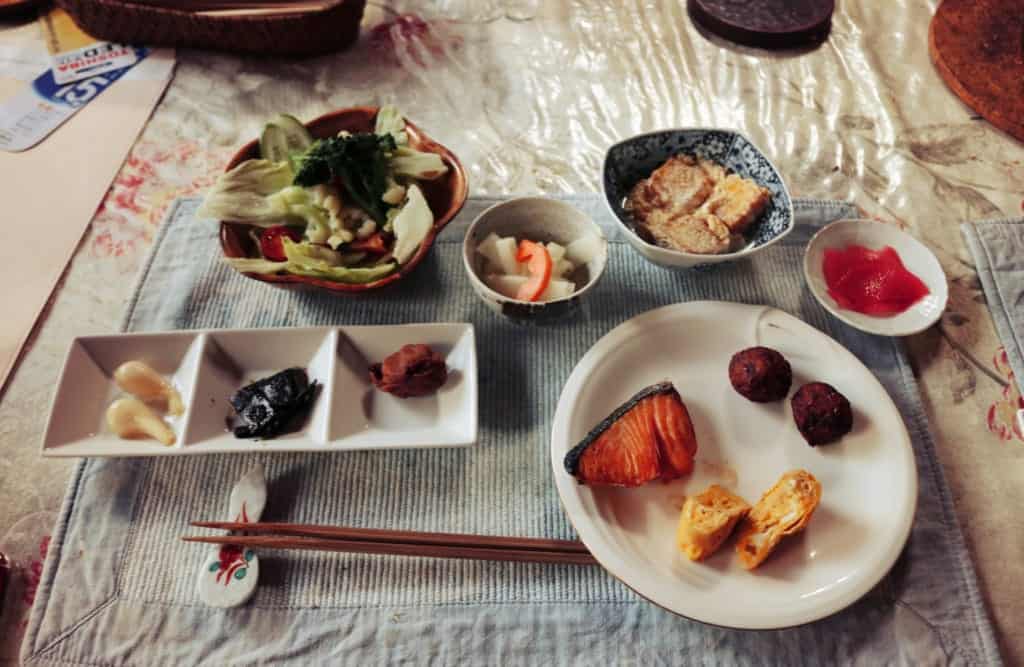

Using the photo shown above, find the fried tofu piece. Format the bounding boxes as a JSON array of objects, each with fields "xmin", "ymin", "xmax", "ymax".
[
  {"xmin": 697, "ymin": 157, "xmax": 728, "ymax": 184},
  {"xmin": 643, "ymin": 210, "xmax": 732, "ymax": 255},
  {"xmin": 627, "ymin": 155, "xmax": 713, "ymax": 221},
  {"xmin": 626, "ymin": 153, "xmax": 770, "ymax": 254},
  {"xmin": 735, "ymin": 470, "xmax": 821, "ymax": 570},
  {"xmin": 699, "ymin": 174, "xmax": 772, "ymax": 233},
  {"xmin": 677, "ymin": 485, "xmax": 751, "ymax": 561}
]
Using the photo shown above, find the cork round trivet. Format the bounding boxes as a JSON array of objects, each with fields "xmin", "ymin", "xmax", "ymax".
[{"xmin": 929, "ymin": 0, "xmax": 1024, "ymax": 142}]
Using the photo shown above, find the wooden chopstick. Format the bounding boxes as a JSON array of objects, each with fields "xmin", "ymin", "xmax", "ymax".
[
  {"xmin": 183, "ymin": 535, "xmax": 597, "ymax": 565},
  {"xmin": 184, "ymin": 521, "xmax": 597, "ymax": 565},
  {"xmin": 192, "ymin": 521, "xmax": 592, "ymax": 553}
]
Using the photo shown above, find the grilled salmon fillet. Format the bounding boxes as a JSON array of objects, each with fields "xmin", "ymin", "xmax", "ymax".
[
  {"xmin": 564, "ymin": 382, "xmax": 698, "ymax": 487},
  {"xmin": 677, "ymin": 485, "xmax": 751, "ymax": 561},
  {"xmin": 735, "ymin": 470, "xmax": 821, "ymax": 570}
]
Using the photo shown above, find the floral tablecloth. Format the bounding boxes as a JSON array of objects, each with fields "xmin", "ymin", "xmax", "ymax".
[{"xmin": 1, "ymin": 0, "xmax": 1023, "ymax": 662}]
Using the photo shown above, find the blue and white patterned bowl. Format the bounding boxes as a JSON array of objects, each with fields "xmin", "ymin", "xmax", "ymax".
[{"xmin": 602, "ymin": 129, "xmax": 794, "ymax": 268}]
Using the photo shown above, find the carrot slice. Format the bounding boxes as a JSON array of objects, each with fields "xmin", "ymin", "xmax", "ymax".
[{"xmin": 515, "ymin": 240, "xmax": 553, "ymax": 301}]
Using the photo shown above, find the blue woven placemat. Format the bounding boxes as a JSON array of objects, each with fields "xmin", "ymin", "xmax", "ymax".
[
  {"xmin": 963, "ymin": 218, "xmax": 1024, "ymax": 397},
  {"xmin": 22, "ymin": 196, "xmax": 1000, "ymax": 665}
]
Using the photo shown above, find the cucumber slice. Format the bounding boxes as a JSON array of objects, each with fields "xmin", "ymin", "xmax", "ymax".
[
  {"xmin": 268, "ymin": 114, "xmax": 313, "ymax": 152},
  {"xmin": 259, "ymin": 124, "xmax": 290, "ymax": 163},
  {"xmin": 259, "ymin": 114, "xmax": 313, "ymax": 162}
]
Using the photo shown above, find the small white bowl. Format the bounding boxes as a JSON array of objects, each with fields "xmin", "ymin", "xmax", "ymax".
[
  {"xmin": 804, "ymin": 219, "xmax": 948, "ymax": 336},
  {"xmin": 462, "ymin": 197, "xmax": 609, "ymax": 322}
]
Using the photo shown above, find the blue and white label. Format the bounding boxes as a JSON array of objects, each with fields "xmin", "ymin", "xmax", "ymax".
[
  {"xmin": 0, "ymin": 48, "xmax": 148, "ymax": 153},
  {"xmin": 52, "ymin": 42, "xmax": 140, "ymax": 85}
]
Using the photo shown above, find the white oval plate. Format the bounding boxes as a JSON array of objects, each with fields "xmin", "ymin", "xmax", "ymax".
[
  {"xmin": 803, "ymin": 219, "xmax": 948, "ymax": 337},
  {"xmin": 550, "ymin": 301, "xmax": 917, "ymax": 629}
]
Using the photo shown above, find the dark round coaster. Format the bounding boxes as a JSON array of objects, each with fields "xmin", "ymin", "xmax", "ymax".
[{"xmin": 688, "ymin": 0, "xmax": 835, "ymax": 49}]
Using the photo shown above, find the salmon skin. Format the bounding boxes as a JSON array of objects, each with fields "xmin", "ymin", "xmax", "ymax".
[{"xmin": 563, "ymin": 382, "xmax": 698, "ymax": 487}]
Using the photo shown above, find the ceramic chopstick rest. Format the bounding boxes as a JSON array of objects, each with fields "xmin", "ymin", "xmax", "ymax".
[{"xmin": 197, "ymin": 464, "xmax": 267, "ymax": 608}]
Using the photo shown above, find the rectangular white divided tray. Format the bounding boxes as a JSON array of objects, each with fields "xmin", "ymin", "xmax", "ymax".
[{"xmin": 42, "ymin": 323, "xmax": 477, "ymax": 457}]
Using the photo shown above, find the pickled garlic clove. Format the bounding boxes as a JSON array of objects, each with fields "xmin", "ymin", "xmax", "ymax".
[
  {"xmin": 106, "ymin": 398, "xmax": 177, "ymax": 446},
  {"xmin": 113, "ymin": 361, "xmax": 184, "ymax": 416}
]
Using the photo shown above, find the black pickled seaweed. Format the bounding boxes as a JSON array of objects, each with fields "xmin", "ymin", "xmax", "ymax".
[
  {"xmin": 562, "ymin": 381, "xmax": 678, "ymax": 476},
  {"xmin": 230, "ymin": 368, "xmax": 320, "ymax": 439}
]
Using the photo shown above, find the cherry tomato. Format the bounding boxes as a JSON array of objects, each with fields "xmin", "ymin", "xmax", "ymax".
[
  {"xmin": 260, "ymin": 226, "xmax": 303, "ymax": 262},
  {"xmin": 350, "ymin": 232, "xmax": 390, "ymax": 254}
]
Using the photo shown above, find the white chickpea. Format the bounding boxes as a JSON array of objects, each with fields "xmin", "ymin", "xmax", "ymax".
[{"xmin": 355, "ymin": 220, "xmax": 377, "ymax": 240}]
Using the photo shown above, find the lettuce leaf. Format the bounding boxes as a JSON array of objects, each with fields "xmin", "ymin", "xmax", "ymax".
[
  {"xmin": 389, "ymin": 146, "xmax": 448, "ymax": 181},
  {"xmin": 282, "ymin": 239, "xmax": 397, "ymax": 283},
  {"xmin": 199, "ymin": 160, "xmax": 332, "ymax": 243},
  {"xmin": 374, "ymin": 104, "xmax": 409, "ymax": 145},
  {"xmin": 225, "ymin": 240, "xmax": 397, "ymax": 284},
  {"xmin": 197, "ymin": 159, "xmax": 296, "ymax": 223},
  {"xmin": 224, "ymin": 257, "xmax": 289, "ymax": 274},
  {"xmin": 391, "ymin": 184, "xmax": 434, "ymax": 265}
]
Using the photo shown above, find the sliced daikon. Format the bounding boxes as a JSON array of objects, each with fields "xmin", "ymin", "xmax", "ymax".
[
  {"xmin": 541, "ymin": 279, "xmax": 576, "ymax": 300},
  {"xmin": 554, "ymin": 259, "xmax": 575, "ymax": 278},
  {"xmin": 476, "ymin": 233, "xmax": 502, "ymax": 266},
  {"xmin": 493, "ymin": 237, "xmax": 520, "ymax": 275},
  {"xmin": 484, "ymin": 274, "xmax": 576, "ymax": 301},
  {"xmin": 546, "ymin": 242, "xmax": 567, "ymax": 263},
  {"xmin": 476, "ymin": 233, "xmax": 520, "ymax": 275},
  {"xmin": 566, "ymin": 234, "xmax": 603, "ymax": 265},
  {"xmin": 484, "ymin": 274, "xmax": 527, "ymax": 299}
]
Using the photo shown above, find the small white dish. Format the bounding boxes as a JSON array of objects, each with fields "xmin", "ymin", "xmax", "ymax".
[
  {"xmin": 804, "ymin": 219, "xmax": 948, "ymax": 336},
  {"xmin": 551, "ymin": 301, "xmax": 917, "ymax": 629},
  {"xmin": 462, "ymin": 197, "xmax": 609, "ymax": 322},
  {"xmin": 42, "ymin": 323, "xmax": 477, "ymax": 457}
]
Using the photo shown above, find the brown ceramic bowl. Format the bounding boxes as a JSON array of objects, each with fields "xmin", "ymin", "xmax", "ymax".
[{"xmin": 219, "ymin": 106, "xmax": 468, "ymax": 294}]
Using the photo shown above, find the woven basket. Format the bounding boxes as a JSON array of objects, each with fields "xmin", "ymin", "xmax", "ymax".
[{"xmin": 56, "ymin": 0, "xmax": 367, "ymax": 57}]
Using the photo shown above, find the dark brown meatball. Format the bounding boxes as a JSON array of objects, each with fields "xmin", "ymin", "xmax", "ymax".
[
  {"xmin": 728, "ymin": 346, "xmax": 792, "ymax": 402},
  {"xmin": 791, "ymin": 382, "xmax": 853, "ymax": 446}
]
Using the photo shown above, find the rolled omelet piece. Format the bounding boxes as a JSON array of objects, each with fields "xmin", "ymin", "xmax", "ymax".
[
  {"xmin": 676, "ymin": 485, "xmax": 751, "ymax": 561},
  {"xmin": 735, "ymin": 469, "xmax": 821, "ymax": 570}
]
